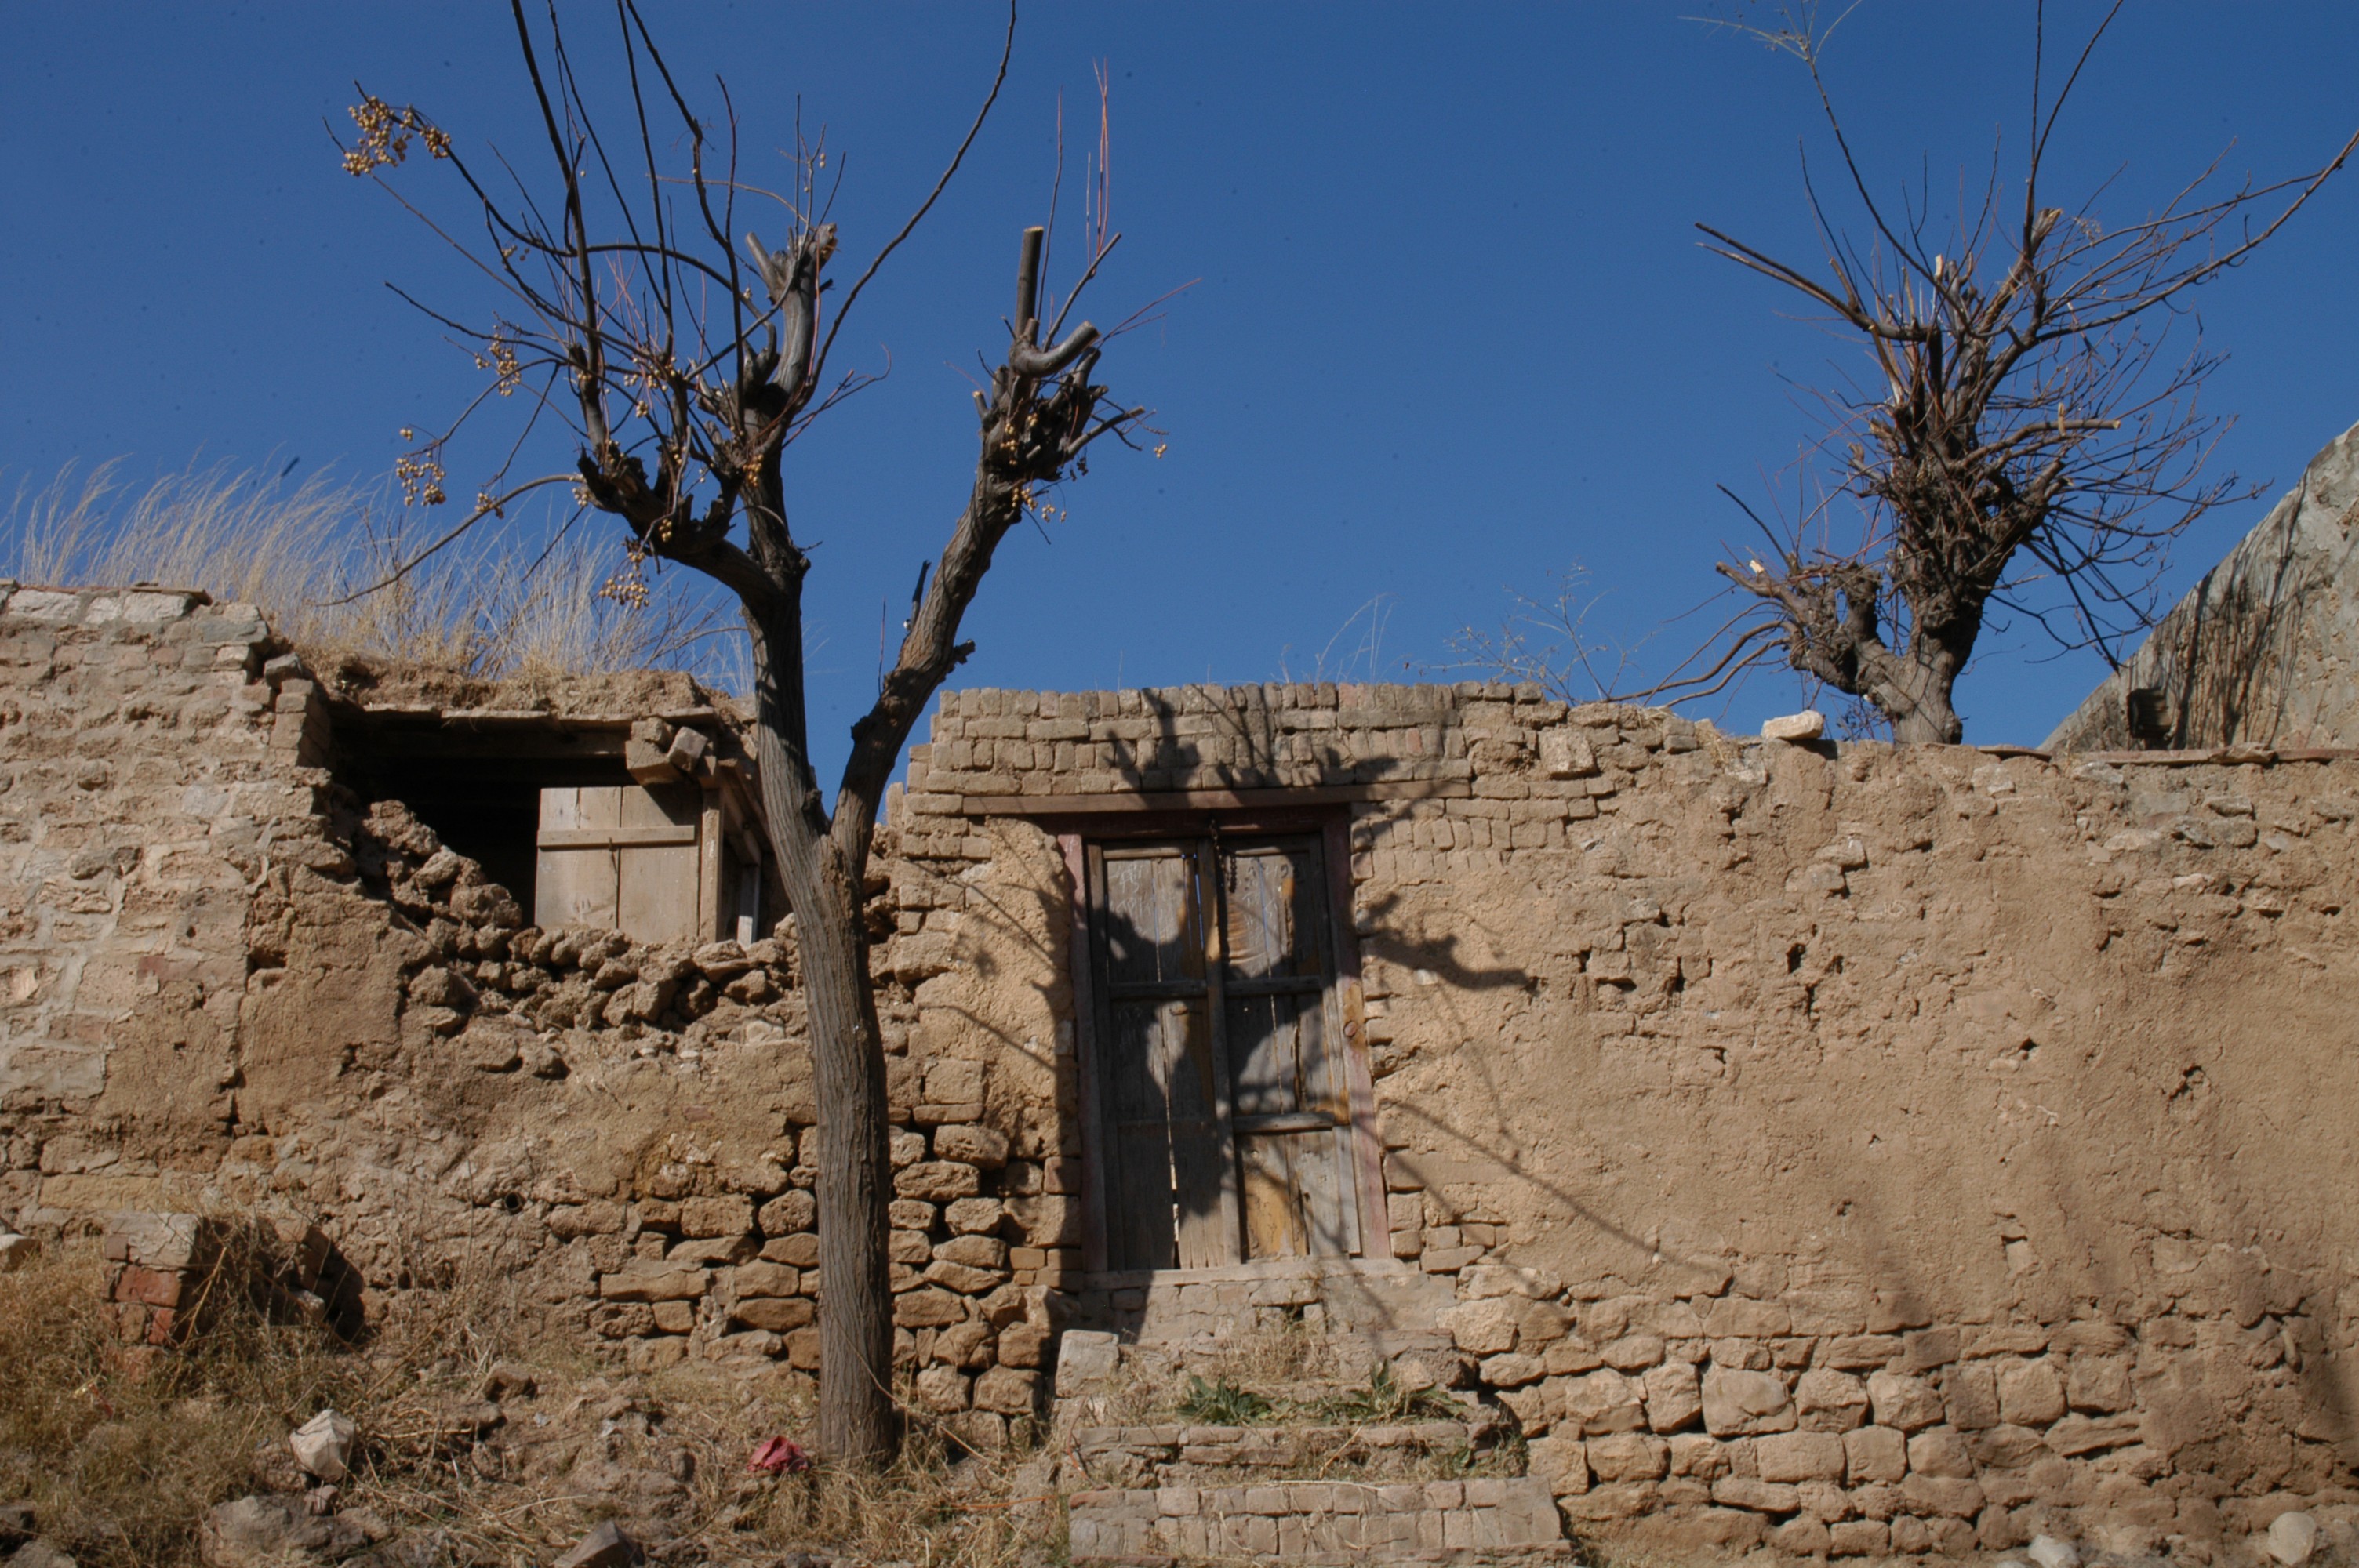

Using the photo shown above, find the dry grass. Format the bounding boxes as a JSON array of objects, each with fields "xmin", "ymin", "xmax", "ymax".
[
  {"xmin": 2, "ymin": 461, "xmax": 740, "ymax": 683},
  {"xmin": 0, "ymin": 1232, "xmax": 1059, "ymax": 1567},
  {"xmin": 0, "ymin": 1237, "xmax": 367, "ymax": 1567}
]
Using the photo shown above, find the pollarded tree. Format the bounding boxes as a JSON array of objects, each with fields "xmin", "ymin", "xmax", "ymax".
[
  {"xmin": 337, "ymin": 3, "xmax": 1147, "ymax": 1463},
  {"xmin": 1673, "ymin": 2, "xmax": 2358, "ymax": 741}
]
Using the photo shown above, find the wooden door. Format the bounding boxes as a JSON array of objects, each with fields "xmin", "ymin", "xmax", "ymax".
[
  {"xmin": 1222, "ymin": 840, "xmax": 1361, "ymax": 1260},
  {"xmin": 1085, "ymin": 831, "xmax": 1361, "ymax": 1271},
  {"xmin": 1087, "ymin": 844, "xmax": 1240, "ymax": 1269},
  {"xmin": 535, "ymin": 783, "xmax": 705, "ymax": 941}
]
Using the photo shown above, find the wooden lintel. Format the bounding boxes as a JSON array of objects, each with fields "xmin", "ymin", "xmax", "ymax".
[
  {"xmin": 536, "ymin": 826, "xmax": 700, "ymax": 849},
  {"xmin": 951, "ymin": 779, "xmax": 1470, "ymax": 816}
]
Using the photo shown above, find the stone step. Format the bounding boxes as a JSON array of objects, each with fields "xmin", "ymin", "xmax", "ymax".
[
  {"xmin": 1067, "ymin": 1478, "xmax": 1572, "ymax": 1563},
  {"xmin": 1069, "ymin": 1417, "xmax": 1506, "ymax": 1488}
]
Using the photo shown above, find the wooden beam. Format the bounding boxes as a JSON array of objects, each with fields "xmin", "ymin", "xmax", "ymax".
[{"xmin": 951, "ymin": 779, "xmax": 1470, "ymax": 817}]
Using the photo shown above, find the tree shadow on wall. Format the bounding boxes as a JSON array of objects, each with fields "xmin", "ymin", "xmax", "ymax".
[{"xmin": 1099, "ymin": 687, "xmax": 1404, "ymax": 794}]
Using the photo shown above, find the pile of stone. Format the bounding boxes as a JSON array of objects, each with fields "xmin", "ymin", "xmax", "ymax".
[
  {"xmin": 102, "ymin": 1212, "xmax": 361, "ymax": 1348},
  {"xmin": 332, "ymin": 797, "xmax": 799, "ymax": 1045},
  {"xmin": 102, "ymin": 1212, "xmax": 232, "ymax": 1348}
]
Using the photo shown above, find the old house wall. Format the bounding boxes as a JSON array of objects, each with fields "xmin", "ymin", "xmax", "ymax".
[
  {"xmin": 0, "ymin": 587, "xmax": 1056, "ymax": 1446},
  {"xmin": 9, "ymin": 579, "xmax": 2358, "ymax": 1545},
  {"xmin": 900, "ymin": 680, "xmax": 2359, "ymax": 1551}
]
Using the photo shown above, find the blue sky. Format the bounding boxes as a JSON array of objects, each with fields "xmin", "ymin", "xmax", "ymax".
[{"xmin": 7, "ymin": 2, "xmax": 2359, "ymax": 777}]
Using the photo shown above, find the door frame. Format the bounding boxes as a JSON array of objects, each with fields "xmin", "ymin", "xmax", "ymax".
[{"xmin": 1053, "ymin": 808, "xmax": 1388, "ymax": 1276}]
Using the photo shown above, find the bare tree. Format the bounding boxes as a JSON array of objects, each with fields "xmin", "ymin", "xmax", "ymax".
[
  {"xmin": 1664, "ymin": 1, "xmax": 2359, "ymax": 742},
  {"xmin": 337, "ymin": 2, "xmax": 1146, "ymax": 1464}
]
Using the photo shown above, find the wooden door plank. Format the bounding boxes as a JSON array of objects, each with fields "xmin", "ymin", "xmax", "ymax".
[
  {"xmin": 1161, "ymin": 997, "xmax": 1231, "ymax": 1269},
  {"xmin": 1299, "ymin": 1125, "xmax": 1354, "ymax": 1256},
  {"xmin": 536, "ymin": 788, "xmax": 620, "ymax": 929},
  {"xmin": 540, "ymin": 786, "xmax": 583, "ymax": 833},
  {"xmin": 1197, "ymin": 837, "xmax": 1245, "ymax": 1267},
  {"xmin": 617, "ymin": 843, "xmax": 700, "ymax": 942},
  {"xmin": 1066, "ymin": 833, "xmax": 1112, "ymax": 1274},
  {"xmin": 576, "ymin": 786, "xmax": 623, "ymax": 831},
  {"xmin": 696, "ymin": 785, "xmax": 724, "ymax": 939},
  {"xmin": 1100, "ymin": 851, "xmax": 1203, "ymax": 987},
  {"xmin": 1107, "ymin": 996, "xmax": 1180, "ymax": 1270},
  {"xmin": 1238, "ymin": 1134, "xmax": 1306, "ymax": 1259}
]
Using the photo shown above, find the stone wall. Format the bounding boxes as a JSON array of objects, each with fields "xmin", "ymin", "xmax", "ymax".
[
  {"xmin": 900, "ymin": 679, "xmax": 2359, "ymax": 1555},
  {"xmin": 0, "ymin": 585, "xmax": 1056, "ymax": 1447},
  {"xmin": 9, "ymin": 580, "xmax": 2359, "ymax": 1552},
  {"xmin": 2048, "ymin": 416, "xmax": 2359, "ymax": 751}
]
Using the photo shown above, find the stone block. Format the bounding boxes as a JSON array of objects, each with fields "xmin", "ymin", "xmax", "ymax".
[
  {"xmin": 932, "ymin": 1123, "xmax": 1009, "ymax": 1167},
  {"xmin": 934, "ymin": 1234, "xmax": 1006, "ymax": 1270},
  {"xmin": 1631, "ymin": 1507, "xmax": 1765, "ymax": 1556},
  {"xmin": 598, "ymin": 1264, "xmax": 707, "ymax": 1302},
  {"xmin": 1794, "ymin": 1367, "xmax": 1869, "ymax": 1431},
  {"xmin": 1586, "ymin": 1432, "xmax": 1669, "ymax": 1482},
  {"xmin": 1907, "ymin": 1425, "xmax": 1974, "ymax": 1479},
  {"xmin": 729, "ymin": 1261, "xmax": 799, "ymax": 1298},
  {"xmin": 1480, "ymin": 1351, "xmax": 1544, "ymax": 1387},
  {"xmin": 1441, "ymin": 1296, "xmax": 1521, "ymax": 1356},
  {"xmin": 924, "ymin": 1260, "xmax": 1001, "ymax": 1294},
  {"xmin": 731, "ymin": 1297, "xmax": 813, "ymax": 1334},
  {"xmin": 1702, "ymin": 1366, "xmax": 1794, "ymax": 1435},
  {"xmin": 678, "ymin": 1194, "xmax": 752, "ymax": 1238},
  {"xmin": 1601, "ymin": 1332, "xmax": 1666, "ymax": 1370},
  {"xmin": 1756, "ymin": 1429, "xmax": 1848, "ymax": 1482},
  {"xmin": 972, "ymin": 1365, "xmax": 1040, "ymax": 1416},
  {"xmin": 1866, "ymin": 1369, "xmax": 1943, "ymax": 1432},
  {"xmin": 1644, "ymin": 1359, "xmax": 1703, "ymax": 1432},
  {"xmin": 1704, "ymin": 1297, "xmax": 1793, "ymax": 1338},
  {"xmin": 1829, "ymin": 1518, "xmax": 1889, "ymax": 1556},
  {"xmin": 1714, "ymin": 1475, "xmax": 1800, "ymax": 1513},
  {"xmin": 895, "ymin": 1161, "xmax": 982, "ymax": 1202},
  {"xmin": 2066, "ymin": 1354, "xmax": 2133, "ymax": 1413},
  {"xmin": 1844, "ymin": 1424, "xmax": 1908, "ymax": 1484},
  {"xmin": 893, "ymin": 1288, "xmax": 966, "ymax": 1328},
  {"xmin": 1901, "ymin": 1472, "xmax": 1985, "ymax": 1517},
  {"xmin": 765, "ymin": 1234, "xmax": 820, "ymax": 1269},
  {"xmin": 754, "ymin": 1190, "xmax": 816, "ymax": 1236},
  {"xmin": 1558, "ymin": 1368, "xmax": 1646, "ymax": 1434},
  {"xmin": 943, "ymin": 1196, "xmax": 1003, "ymax": 1235},
  {"xmin": 1997, "ymin": 1357, "xmax": 2068, "ymax": 1426},
  {"xmin": 1056, "ymin": 1330, "xmax": 1121, "ymax": 1395},
  {"xmin": 1821, "ymin": 1333, "xmax": 1903, "ymax": 1370},
  {"xmin": 1944, "ymin": 1359, "xmax": 2000, "ymax": 1429},
  {"xmin": 1528, "ymin": 1435, "xmax": 1590, "ymax": 1495}
]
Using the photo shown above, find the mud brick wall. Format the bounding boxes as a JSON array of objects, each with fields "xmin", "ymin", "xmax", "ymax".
[
  {"xmin": 0, "ymin": 588, "xmax": 1053, "ymax": 1447},
  {"xmin": 900, "ymin": 680, "xmax": 2359, "ymax": 1555}
]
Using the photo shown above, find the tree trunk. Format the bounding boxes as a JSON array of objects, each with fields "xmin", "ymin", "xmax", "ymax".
[
  {"xmin": 1888, "ymin": 695, "xmax": 1961, "ymax": 745},
  {"xmin": 794, "ymin": 864, "xmax": 899, "ymax": 1465},
  {"xmin": 744, "ymin": 614, "xmax": 900, "ymax": 1467},
  {"xmin": 1857, "ymin": 643, "xmax": 1965, "ymax": 745}
]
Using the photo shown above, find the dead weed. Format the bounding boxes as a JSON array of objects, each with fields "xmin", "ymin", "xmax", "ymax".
[{"xmin": 0, "ymin": 1237, "xmax": 1058, "ymax": 1567}]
